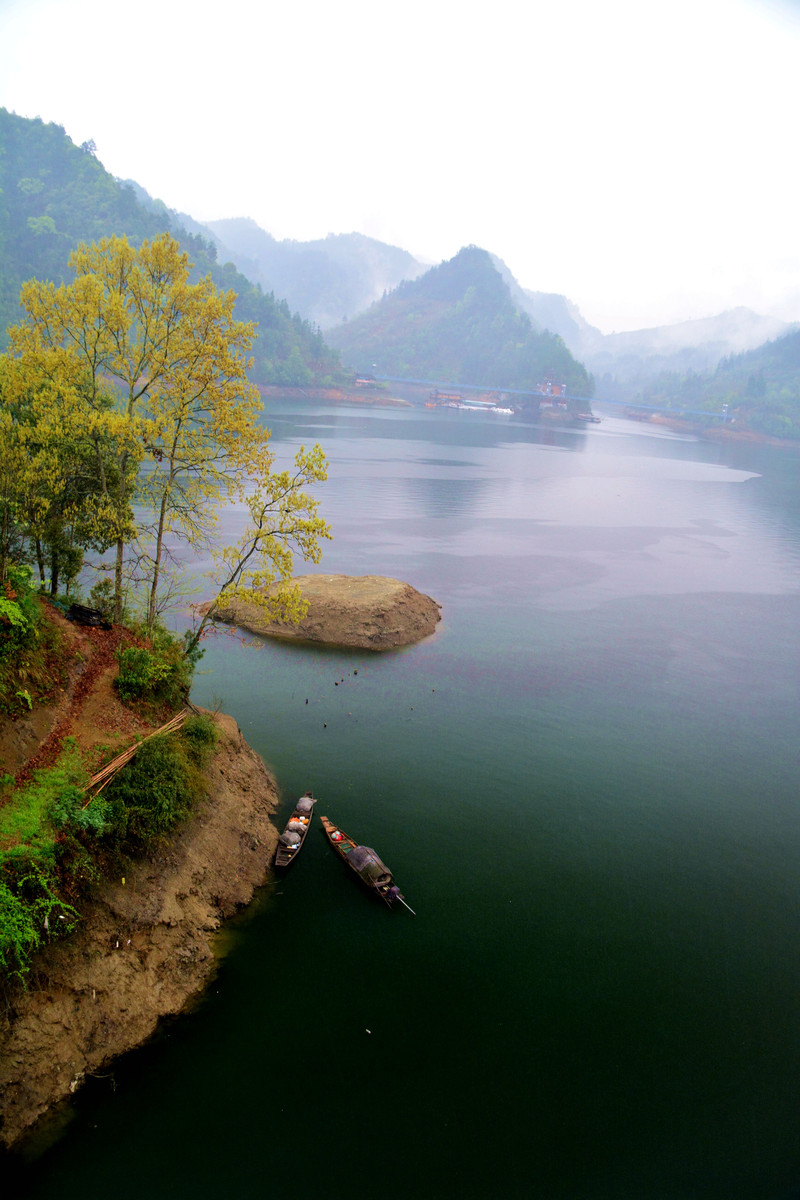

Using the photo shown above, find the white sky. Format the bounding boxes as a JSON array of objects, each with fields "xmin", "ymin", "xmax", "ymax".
[{"xmin": 1, "ymin": 0, "xmax": 798, "ymax": 333}]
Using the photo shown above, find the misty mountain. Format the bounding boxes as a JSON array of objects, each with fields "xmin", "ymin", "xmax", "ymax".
[
  {"xmin": 488, "ymin": 251, "xmax": 795, "ymax": 391},
  {"xmin": 581, "ymin": 307, "xmax": 796, "ymax": 395},
  {"xmin": 203, "ymin": 219, "xmax": 426, "ymax": 330},
  {"xmin": 0, "ymin": 110, "xmax": 342, "ymax": 386},
  {"xmin": 326, "ymin": 245, "xmax": 593, "ymax": 395},
  {"xmin": 489, "ymin": 255, "xmax": 599, "ymax": 351},
  {"xmin": 637, "ymin": 327, "xmax": 800, "ymax": 439}
]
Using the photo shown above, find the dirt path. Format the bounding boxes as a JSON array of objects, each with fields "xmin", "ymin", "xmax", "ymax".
[{"xmin": 1, "ymin": 610, "xmax": 147, "ymax": 789}]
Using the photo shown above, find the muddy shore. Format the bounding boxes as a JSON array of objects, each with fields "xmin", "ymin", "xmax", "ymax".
[{"xmin": 0, "ymin": 712, "xmax": 279, "ymax": 1151}]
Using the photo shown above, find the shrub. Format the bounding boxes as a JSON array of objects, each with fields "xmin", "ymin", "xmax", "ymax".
[
  {"xmin": 115, "ymin": 627, "xmax": 195, "ymax": 709},
  {"xmin": 103, "ymin": 735, "xmax": 193, "ymax": 848},
  {"xmin": 88, "ymin": 578, "xmax": 115, "ymax": 620},
  {"xmin": 48, "ymin": 784, "xmax": 109, "ymax": 837},
  {"xmin": 182, "ymin": 713, "xmax": 218, "ymax": 767},
  {"xmin": 0, "ymin": 858, "xmax": 78, "ymax": 984}
]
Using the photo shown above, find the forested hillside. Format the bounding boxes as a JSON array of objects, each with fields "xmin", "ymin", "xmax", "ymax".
[
  {"xmin": 204, "ymin": 219, "xmax": 425, "ymax": 330},
  {"xmin": 326, "ymin": 246, "xmax": 593, "ymax": 395},
  {"xmin": 0, "ymin": 110, "xmax": 342, "ymax": 386},
  {"xmin": 636, "ymin": 329, "xmax": 800, "ymax": 439}
]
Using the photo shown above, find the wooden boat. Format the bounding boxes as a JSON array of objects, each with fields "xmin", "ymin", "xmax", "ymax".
[
  {"xmin": 320, "ymin": 815, "xmax": 415, "ymax": 913},
  {"xmin": 274, "ymin": 792, "xmax": 316, "ymax": 869}
]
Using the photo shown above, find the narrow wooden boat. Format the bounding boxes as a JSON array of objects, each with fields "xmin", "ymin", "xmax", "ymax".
[
  {"xmin": 320, "ymin": 815, "xmax": 414, "ymax": 913},
  {"xmin": 275, "ymin": 792, "xmax": 316, "ymax": 869}
]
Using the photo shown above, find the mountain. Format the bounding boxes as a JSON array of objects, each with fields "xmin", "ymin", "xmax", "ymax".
[
  {"xmin": 489, "ymin": 256, "xmax": 599, "ymax": 351},
  {"xmin": 580, "ymin": 308, "xmax": 796, "ymax": 396},
  {"xmin": 637, "ymin": 327, "xmax": 800, "ymax": 439},
  {"xmin": 203, "ymin": 219, "xmax": 426, "ymax": 330},
  {"xmin": 0, "ymin": 110, "xmax": 342, "ymax": 387},
  {"xmin": 488, "ymin": 254, "xmax": 795, "ymax": 392},
  {"xmin": 326, "ymin": 245, "xmax": 593, "ymax": 396}
]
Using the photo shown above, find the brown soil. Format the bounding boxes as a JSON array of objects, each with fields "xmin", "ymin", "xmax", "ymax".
[
  {"xmin": 0, "ymin": 609, "xmax": 149, "ymax": 786},
  {"xmin": 213, "ymin": 573, "xmax": 441, "ymax": 651},
  {"xmin": 0, "ymin": 608, "xmax": 280, "ymax": 1151}
]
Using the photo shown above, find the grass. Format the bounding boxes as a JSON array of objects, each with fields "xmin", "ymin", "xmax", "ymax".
[{"xmin": 0, "ymin": 716, "xmax": 218, "ymax": 986}]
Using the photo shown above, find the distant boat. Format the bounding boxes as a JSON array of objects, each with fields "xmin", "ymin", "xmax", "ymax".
[
  {"xmin": 320, "ymin": 815, "xmax": 415, "ymax": 913},
  {"xmin": 275, "ymin": 792, "xmax": 316, "ymax": 869},
  {"xmin": 574, "ymin": 413, "xmax": 601, "ymax": 423}
]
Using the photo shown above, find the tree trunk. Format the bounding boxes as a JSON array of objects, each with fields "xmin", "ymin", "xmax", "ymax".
[
  {"xmin": 35, "ymin": 537, "xmax": 46, "ymax": 589},
  {"xmin": 147, "ymin": 492, "xmax": 169, "ymax": 632},
  {"xmin": 114, "ymin": 537, "xmax": 124, "ymax": 625}
]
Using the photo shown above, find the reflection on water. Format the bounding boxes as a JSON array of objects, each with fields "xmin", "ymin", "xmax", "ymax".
[{"xmin": 13, "ymin": 402, "xmax": 800, "ymax": 1200}]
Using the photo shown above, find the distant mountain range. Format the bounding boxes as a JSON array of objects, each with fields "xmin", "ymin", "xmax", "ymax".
[
  {"xmin": 196, "ymin": 213, "xmax": 796, "ymax": 391},
  {"xmin": 0, "ymin": 110, "xmax": 342, "ymax": 387},
  {"xmin": 202, "ymin": 219, "xmax": 426, "ymax": 331},
  {"xmin": 487, "ymin": 255, "xmax": 795, "ymax": 390},
  {"xmin": 2, "ymin": 108, "xmax": 797, "ymax": 434}
]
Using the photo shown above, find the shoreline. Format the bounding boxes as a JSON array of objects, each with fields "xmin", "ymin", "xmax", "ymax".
[{"xmin": 0, "ymin": 712, "xmax": 280, "ymax": 1153}]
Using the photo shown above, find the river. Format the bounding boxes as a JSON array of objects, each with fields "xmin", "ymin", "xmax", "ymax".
[{"xmin": 13, "ymin": 402, "xmax": 800, "ymax": 1199}]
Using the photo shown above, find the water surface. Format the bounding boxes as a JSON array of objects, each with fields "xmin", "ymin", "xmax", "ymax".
[{"xmin": 13, "ymin": 405, "xmax": 800, "ymax": 1199}]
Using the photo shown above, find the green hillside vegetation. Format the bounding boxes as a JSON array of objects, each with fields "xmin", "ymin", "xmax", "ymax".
[
  {"xmin": 326, "ymin": 246, "xmax": 593, "ymax": 396},
  {"xmin": 636, "ymin": 329, "xmax": 800, "ymax": 439},
  {"xmin": 0, "ymin": 109, "xmax": 342, "ymax": 387},
  {"xmin": 0, "ymin": 229, "xmax": 332, "ymax": 989}
]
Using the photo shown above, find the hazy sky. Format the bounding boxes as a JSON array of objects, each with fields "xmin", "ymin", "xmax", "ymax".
[{"xmin": 1, "ymin": 0, "xmax": 798, "ymax": 333}]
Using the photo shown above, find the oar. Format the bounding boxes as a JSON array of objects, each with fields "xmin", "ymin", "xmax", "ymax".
[{"xmin": 398, "ymin": 896, "xmax": 416, "ymax": 916}]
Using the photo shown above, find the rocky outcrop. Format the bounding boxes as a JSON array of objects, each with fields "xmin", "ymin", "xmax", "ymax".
[{"xmin": 213, "ymin": 574, "xmax": 441, "ymax": 651}]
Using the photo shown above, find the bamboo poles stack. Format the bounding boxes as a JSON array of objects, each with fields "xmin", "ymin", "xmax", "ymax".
[{"xmin": 84, "ymin": 709, "xmax": 189, "ymax": 801}]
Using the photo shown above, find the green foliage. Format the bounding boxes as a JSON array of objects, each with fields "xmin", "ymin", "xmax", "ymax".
[
  {"xmin": 0, "ymin": 714, "xmax": 220, "ymax": 983},
  {"xmin": 115, "ymin": 627, "xmax": 193, "ymax": 707},
  {"xmin": 0, "ymin": 863, "xmax": 78, "ymax": 983},
  {"xmin": 327, "ymin": 246, "xmax": 593, "ymax": 396},
  {"xmin": 635, "ymin": 330, "xmax": 800, "ymax": 439},
  {"xmin": 102, "ymin": 735, "xmax": 194, "ymax": 848},
  {"xmin": 115, "ymin": 647, "xmax": 168, "ymax": 700},
  {"xmin": 0, "ymin": 596, "xmax": 27, "ymax": 630},
  {"xmin": 0, "ymin": 108, "xmax": 343, "ymax": 387},
  {"xmin": 0, "ymin": 740, "xmax": 89, "ymax": 860},
  {"xmin": 48, "ymin": 784, "xmax": 109, "ymax": 837},
  {"xmin": 88, "ymin": 578, "xmax": 115, "ymax": 618},
  {"xmin": 0, "ymin": 745, "xmax": 87, "ymax": 981},
  {"xmin": 181, "ymin": 713, "xmax": 218, "ymax": 767},
  {"xmin": 0, "ymin": 566, "xmax": 53, "ymax": 716}
]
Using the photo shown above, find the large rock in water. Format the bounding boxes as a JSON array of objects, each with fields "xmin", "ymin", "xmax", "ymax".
[{"xmin": 214, "ymin": 574, "xmax": 441, "ymax": 651}]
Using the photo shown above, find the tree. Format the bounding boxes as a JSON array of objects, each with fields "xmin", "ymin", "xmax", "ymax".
[
  {"xmin": 9, "ymin": 234, "xmax": 331, "ymax": 626},
  {"xmin": 186, "ymin": 443, "xmax": 331, "ymax": 654}
]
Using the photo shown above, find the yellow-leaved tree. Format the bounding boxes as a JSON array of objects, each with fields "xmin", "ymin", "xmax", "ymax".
[{"xmin": 9, "ymin": 233, "xmax": 330, "ymax": 629}]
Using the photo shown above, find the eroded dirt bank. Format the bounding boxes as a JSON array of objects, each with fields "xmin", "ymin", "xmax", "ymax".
[
  {"xmin": 213, "ymin": 573, "xmax": 441, "ymax": 650},
  {"xmin": 0, "ymin": 712, "xmax": 279, "ymax": 1150}
]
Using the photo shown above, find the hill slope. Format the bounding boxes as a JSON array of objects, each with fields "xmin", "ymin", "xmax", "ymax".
[
  {"xmin": 637, "ymin": 328, "xmax": 800, "ymax": 438},
  {"xmin": 326, "ymin": 245, "xmax": 593, "ymax": 395},
  {"xmin": 205, "ymin": 219, "xmax": 426, "ymax": 330},
  {"xmin": 0, "ymin": 110, "xmax": 342, "ymax": 386}
]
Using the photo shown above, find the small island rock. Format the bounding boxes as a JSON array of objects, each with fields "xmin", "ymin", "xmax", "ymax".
[{"xmin": 213, "ymin": 574, "xmax": 441, "ymax": 651}]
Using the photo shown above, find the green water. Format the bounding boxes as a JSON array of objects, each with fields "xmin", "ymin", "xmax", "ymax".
[{"xmin": 9, "ymin": 406, "xmax": 800, "ymax": 1198}]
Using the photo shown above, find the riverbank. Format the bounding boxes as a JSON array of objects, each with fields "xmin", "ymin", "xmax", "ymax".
[{"xmin": 0, "ymin": 710, "xmax": 279, "ymax": 1152}]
